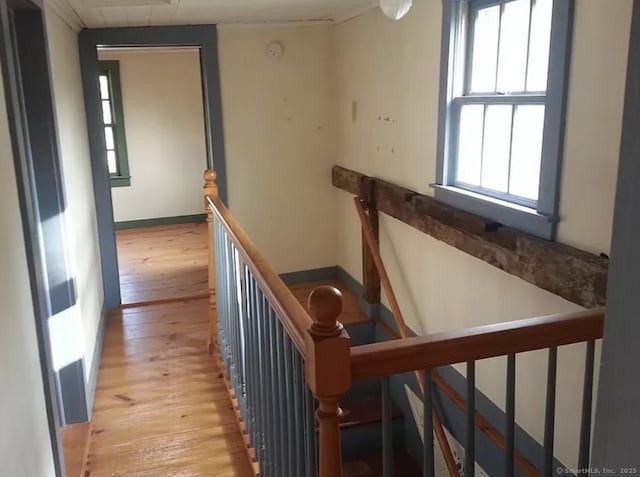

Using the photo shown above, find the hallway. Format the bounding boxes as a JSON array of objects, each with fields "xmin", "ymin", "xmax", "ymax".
[
  {"xmin": 83, "ymin": 224, "xmax": 253, "ymax": 476},
  {"xmin": 86, "ymin": 298, "xmax": 254, "ymax": 476},
  {"xmin": 116, "ymin": 223, "xmax": 208, "ymax": 306},
  {"xmin": 81, "ymin": 222, "xmax": 370, "ymax": 476}
]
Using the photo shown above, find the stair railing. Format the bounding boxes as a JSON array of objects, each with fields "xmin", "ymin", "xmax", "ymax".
[
  {"xmin": 203, "ymin": 170, "xmax": 351, "ymax": 477},
  {"xmin": 351, "ymin": 308, "xmax": 604, "ymax": 477},
  {"xmin": 353, "ymin": 195, "xmax": 605, "ymax": 477},
  {"xmin": 203, "ymin": 169, "xmax": 605, "ymax": 477}
]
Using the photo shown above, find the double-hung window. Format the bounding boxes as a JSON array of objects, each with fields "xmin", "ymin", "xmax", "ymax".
[
  {"xmin": 435, "ymin": 0, "xmax": 573, "ymax": 239},
  {"xmin": 98, "ymin": 60, "xmax": 130, "ymax": 188}
]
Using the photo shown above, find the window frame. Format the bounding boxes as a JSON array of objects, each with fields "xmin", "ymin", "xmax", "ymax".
[
  {"xmin": 435, "ymin": 0, "xmax": 574, "ymax": 239},
  {"xmin": 98, "ymin": 60, "xmax": 130, "ymax": 188}
]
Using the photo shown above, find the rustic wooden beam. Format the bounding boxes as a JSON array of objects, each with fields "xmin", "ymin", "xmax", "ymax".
[
  {"xmin": 333, "ymin": 165, "xmax": 608, "ymax": 308},
  {"xmin": 359, "ymin": 177, "xmax": 381, "ymax": 305}
]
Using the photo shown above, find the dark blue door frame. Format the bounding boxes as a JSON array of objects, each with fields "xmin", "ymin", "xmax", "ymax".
[
  {"xmin": 592, "ymin": 0, "xmax": 640, "ymax": 469},
  {"xmin": 0, "ymin": 0, "xmax": 75, "ymax": 473},
  {"xmin": 78, "ymin": 25, "xmax": 228, "ymax": 311}
]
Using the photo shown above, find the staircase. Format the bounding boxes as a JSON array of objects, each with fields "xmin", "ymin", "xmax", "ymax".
[{"xmin": 202, "ymin": 169, "xmax": 605, "ymax": 477}]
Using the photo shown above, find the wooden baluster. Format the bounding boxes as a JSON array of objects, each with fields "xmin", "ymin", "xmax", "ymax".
[
  {"xmin": 305, "ymin": 286, "xmax": 351, "ymax": 477},
  {"xmin": 203, "ymin": 169, "xmax": 218, "ymax": 355}
]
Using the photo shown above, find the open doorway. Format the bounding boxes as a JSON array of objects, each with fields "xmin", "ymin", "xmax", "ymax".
[
  {"xmin": 79, "ymin": 26, "xmax": 228, "ymax": 311},
  {"xmin": 94, "ymin": 46, "xmax": 210, "ymax": 306}
]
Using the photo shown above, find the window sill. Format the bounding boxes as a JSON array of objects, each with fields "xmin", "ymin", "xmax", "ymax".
[
  {"xmin": 110, "ymin": 176, "xmax": 131, "ymax": 188},
  {"xmin": 431, "ymin": 184, "xmax": 557, "ymax": 240}
]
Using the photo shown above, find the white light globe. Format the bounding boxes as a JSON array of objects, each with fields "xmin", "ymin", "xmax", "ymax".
[{"xmin": 380, "ymin": 0, "xmax": 412, "ymax": 20}]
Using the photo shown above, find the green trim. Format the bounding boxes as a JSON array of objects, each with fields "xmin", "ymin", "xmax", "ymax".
[
  {"xmin": 98, "ymin": 60, "xmax": 131, "ymax": 188},
  {"xmin": 110, "ymin": 175, "xmax": 130, "ymax": 188},
  {"xmin": 114, "ymin": 214, "xmax": 206, "ymax": 230}
]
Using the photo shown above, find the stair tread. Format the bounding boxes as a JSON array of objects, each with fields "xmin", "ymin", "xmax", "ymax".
[
  {"xmin": 344, "ymin": 449, "xmax": 421, "ymax": 477},
  {"xmin": 340, "ymin": 398, "xmax": 403, "ymax": 429}
]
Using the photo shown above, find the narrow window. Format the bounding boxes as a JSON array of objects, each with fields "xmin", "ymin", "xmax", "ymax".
[
  {"xmin": 98, "ymin": 60, "xmax": 130, "ymax": 188},
  {"xmin": 435, "ymin": 0, "xmax": 573, "ymax": 239}
]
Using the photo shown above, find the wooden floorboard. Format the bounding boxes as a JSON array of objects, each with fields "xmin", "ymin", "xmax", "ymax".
[
  {"xmin": 61, "ymin": 422, "xmax": 90, "ymax": 477},
  {"xmin": 85, "ymin": 298, "xmax": 255, "ymax": 477},
  {"xmin": 116, "ymin": 223, "xmax": 208, "ymax": 305},
  {"xmin": 86, "ymin": 223, "xmax": 371, "ymax": 476}
]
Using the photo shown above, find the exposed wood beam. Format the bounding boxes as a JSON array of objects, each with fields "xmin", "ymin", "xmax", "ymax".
[{"xmin": 332, "ymin": 165, "xmax": 608, "ymax": 308}]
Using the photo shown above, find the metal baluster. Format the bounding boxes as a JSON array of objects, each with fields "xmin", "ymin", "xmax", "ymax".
[
  {"xmin": 223, "ymin": 233, "xmax": 231, "ymax": 371},
  {"xmin": 423, "ymin": 369, "xmax": 434, "ymax": 477},
  {"xmin": 505, "ymin": 354, "xmax": 516, "ymax": 477},
  {"xmin": 243, "ymin": 266, "xmax": 254, "ymax": 442},
  {"xmin": 283, "ymin": 330, "xmax": 295, "ymax": 477},
  {"xmin": 382, "ymin": 376, "xmax": 394, "ymax": 477},
  {"xmin": 578, "ymin": 341, "xmax": 595, "ymax": 473},
  {"xmin": 218, "ymin": 227, "xmax": 226, "ymax": 364},
  {"xmin": 213, "ymin": 219, "xmax": 224, "ymax": 353},
  {"xmin": 229, "ymin": 242, "xmax": 239, "ymax": 394},
  {"xmin": 466, "ymin": 361, "xmax": 476, "ymax": 477},
  {"xmin": 543, "ymin": 347, "xmax": 558, "ymax": 477},
  {"xmin": 226, "ymin": 237, "xmax": 234, "ymax": 373},
  {"xmin": 274, "ymin": 320, "xmax": 286, "ymax": 476},
  {"xmin": 235, "ymin": 251, "xmax": 246, "ymax": 410},
  {"xmin": 253, "ymin": 276, "xmax": 266, "ymax": 467},
  {"xmin": 269, "ymin": 303, "xmax": 281, "ymax": 475},
  {"xmin": 219, "ymin": 227, "xmax": 229, "ymax": 368},
  {"xmin": 236, "ymin": 253, "xmax": 246, "ymax": 405},
  {"xmin": 304, "ymin": 378, "xmax": 318, "ymax": 477},
  {"xmin": 262, "ymin": 294, "xmax": 273, "ymax": 477},
  {"xmin": 292, "ymin": 343, "xmax": 304, "ymax": 477}
]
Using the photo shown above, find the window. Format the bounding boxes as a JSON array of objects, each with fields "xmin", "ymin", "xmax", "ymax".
[
  {"xmin": 435, "ymin": 0, "xmax": 573, "ymax": 239},
  {"xmin": 98, "ymin": 61, "xmax": 130, "ymax": 187}
]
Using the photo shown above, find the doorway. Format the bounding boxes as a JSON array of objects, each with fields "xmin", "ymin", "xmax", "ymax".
[
  {"xmin": 93, "ymin": 45, "xmax": 211, "ymax": 306},
  {"xmin": 0, "ymin": 0, "xmax": 76, "ymax": 473},
  {"xmin": 78, "ymin": 25, "xmax": 227, "ymax": 311}
]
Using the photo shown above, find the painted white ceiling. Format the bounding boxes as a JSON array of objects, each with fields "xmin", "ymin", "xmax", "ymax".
[{"xmin": 48, "ymin": 0, "xmax": 378, "ymax": 30}]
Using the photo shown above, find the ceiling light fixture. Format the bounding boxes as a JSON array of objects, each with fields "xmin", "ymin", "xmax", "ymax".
[{"xmin": 380, "ymin": 0, "xmax": 412, "ymax": 20}]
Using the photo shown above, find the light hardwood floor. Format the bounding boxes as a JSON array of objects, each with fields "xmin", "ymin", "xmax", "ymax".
[
  {"xmin": 86, "ymin": 298, "xmax": 254, "ymax": 476},
  {"xmin": 116, "ymin": 223, "xmax": 208, "ymax": 305},
  {"xmin": 82, "ymin": 223, "xmax": 367, "ymax": 476}
]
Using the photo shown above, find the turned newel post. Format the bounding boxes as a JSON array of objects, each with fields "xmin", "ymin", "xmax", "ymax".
[
  {"xmin": 305, "ymin": 286, "xmax": 351, "ymax": 477},
  {"xmin": 203, "ymin": 169, "xmax": 218, "ymax": 355}
]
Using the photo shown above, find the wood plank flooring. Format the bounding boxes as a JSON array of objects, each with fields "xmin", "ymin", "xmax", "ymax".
[
  {"xmin": 116, "ymin": 223, "xmax": 208, "ymax": 305},
  {"xmin": 61, "ymin": 422, "xmax": 90, "ymax": 477},
  {"xmin": 84, "ymin": 223, "xmax": 369, "ymax": 476},
  {"xmin": 86, "ymin": 299, "xmax": 254, "ymax": 477}
]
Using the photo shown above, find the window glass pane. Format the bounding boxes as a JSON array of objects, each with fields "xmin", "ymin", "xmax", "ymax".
[
  {"xmin": 104, "ymin": 126, "xmax": 115, "ymax": 150},
  {"xmin": 481, "ymin": 104, "xmax": 512, "ymax": 192},
  {"xmin": 99, "ymin": 75, "xmax": 110, "ymax": 99},
  {"xmin": 526, "ymin": 0, "xmax": 553, "ymax": 91},
  {"xmin": 456, "ymin": 104, "xmax": 485, "ymax": 186},
  {"xmin": 497, "ymin": 0, "xmax": 531, "ymax": 93},
  {"xmin": 107, "ymin": 150, "xmax": 118, "ymax": 174},
  {"xmin": 470, "ymin": 5, "xmax": 500, "ymax": 93},
  {"xmin": 102, "ymin": 100, "xmax": 113, "ymax": 124},
  {"xmin": 509, "ymin": 104, "xmax": 545, "ymax": 200}
]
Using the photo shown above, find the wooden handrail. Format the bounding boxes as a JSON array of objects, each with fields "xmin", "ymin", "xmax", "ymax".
[
  {"xmin": 206, "ymin": 194, "xmax": 313, "ymax": 354},
  {"xmin": 376, "ymin": 318, "xmax": 540, "ymax": 477},
  {"xmin": 355, "ymin": 197, "xmax": 461, "ymax": 477},
  {"xmin": 351, "ymin": 308, "xmax": 604, "ymax": 381}
]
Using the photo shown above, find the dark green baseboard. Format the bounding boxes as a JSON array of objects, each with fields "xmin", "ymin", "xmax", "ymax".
[{"xmin": 114, "ymin": 214, "xmax": 206, "ymax": 230}]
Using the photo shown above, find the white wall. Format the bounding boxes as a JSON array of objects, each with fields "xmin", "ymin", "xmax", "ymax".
[
  {"xmin": 46, "ymin": 6, "xmax": 105, "ymax": 402},
  {"xmin": 218, "ymin": 25, "xmax": 338, "ymax": 274},
  {"xmin": 334, "ymin": 0, "xmax": 632, "ymax": 469},
  {"xmin": 0, "ymin": 44, "xmax": 57, "ymax": 477},
  {"xmin": 99, "ymin": 49, "xmax": 208, "ymax": 223}
]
